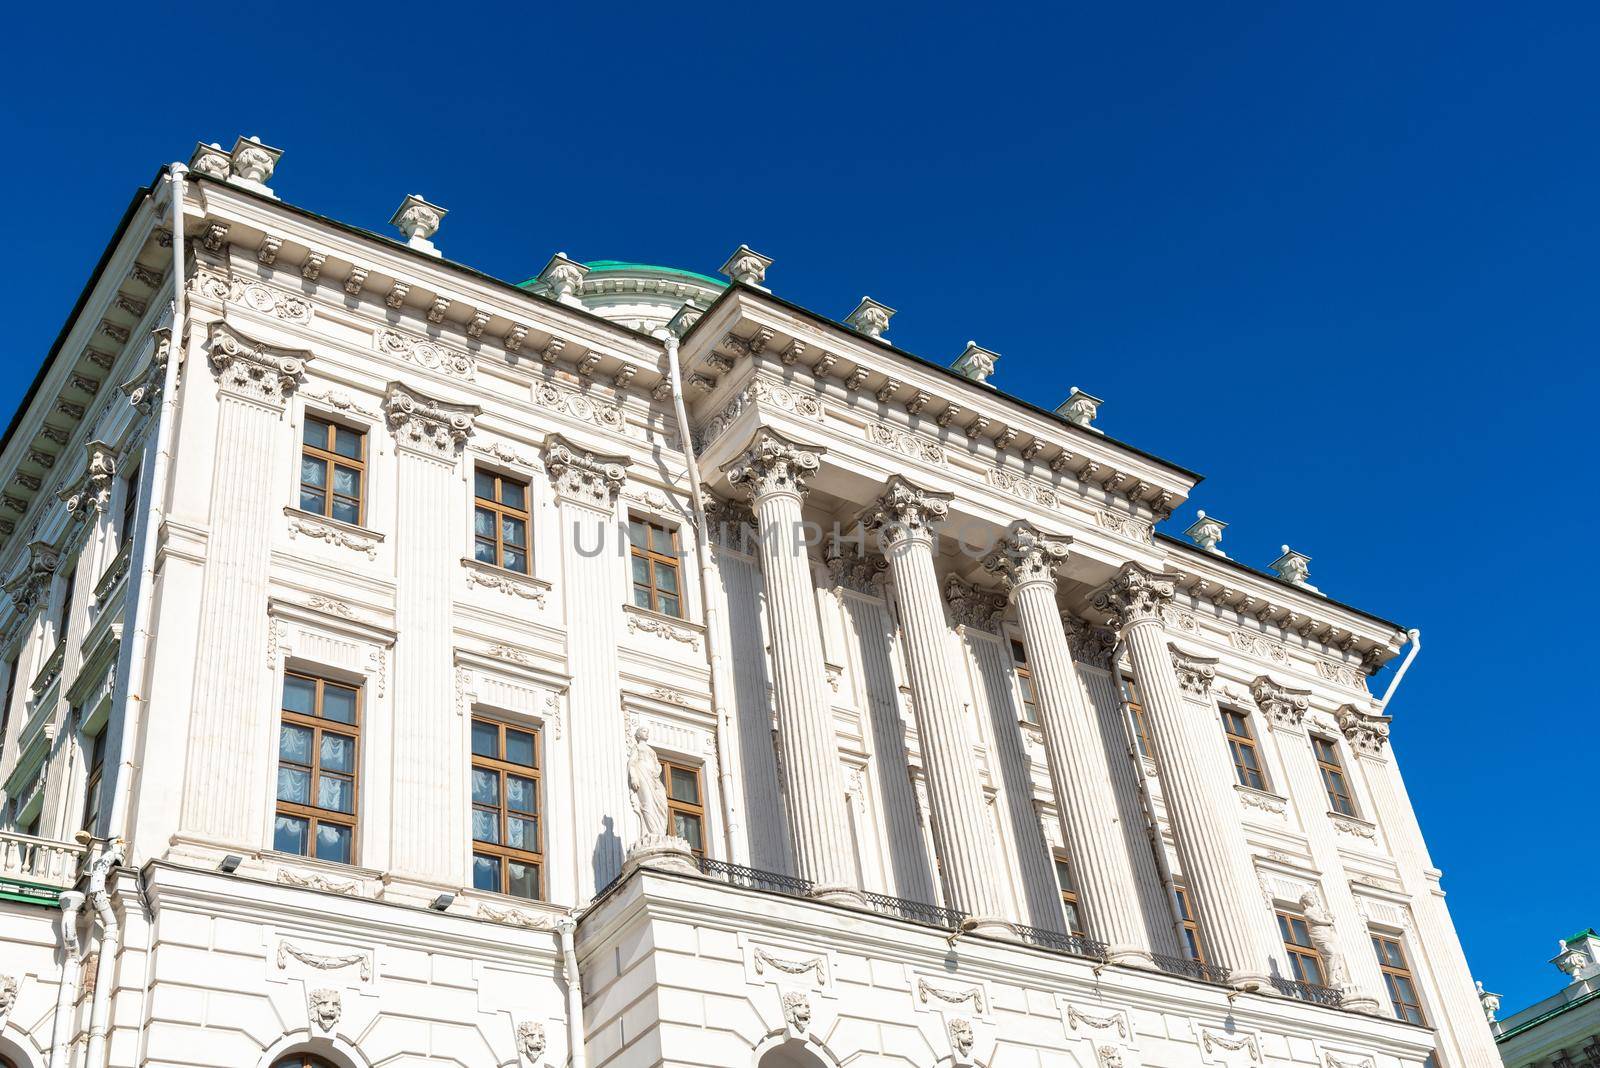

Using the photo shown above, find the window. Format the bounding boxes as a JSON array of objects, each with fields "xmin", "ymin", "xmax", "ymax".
[
  {"xmin": 1124, "ymin": 677, "xmax": 1153, "ymax": 758},
  {"xmin": 473, "ymin": 469, "xmax": 531, "ymax": 573},
  {"xmin": 57, "ymin": 567, "xmax": 77, "ymax": 645},
  {"xmin": 81, "ymin": 728, "xmax": 107, "ymax": 834},
  {"xmin": 1278, "ymin": 911, "xmax": 1327, "ymax": 986},
  {"xmin": 629, "ymin": 517, "xmax": 681, "ymax": 617},
  {"xmin": 300, "ymin": 417, "xmax": 365, "ymax": 525},
  {"xmin": 1053, "ymin": 852, "xmax": 1086, "ymax": 936},
  {"xmin": 1174, "ymin": 885, "xmax": 1206, "ymax": 962},
  {"xmin": 22, "ymin": 812, "xmax": 40, "ymax": 838},
  {"xmin": 470, "ymin": 718, "xmax": 542, "ymax": 899},
  {"xmin": 1313, "ymin": 736, "xmax": 1356, "ymax": 816},
  {"xmin": 1221, "ymin": 708, "xmax": 1267, "ymax": 791},
  {"xmin": 120, "ymin": 462, "xmax": 140, "ymax": 547},
  {"xmin": 0, "ymin": 655, "xmax": 17, "ymax": 761},
  {"xmin": 274, "ymin": 672, "xmax": 360, "ymax": 864},
  {"xmin": 1010, "ymin": 639, "xmax": 1039, "ymax": 724},
  {"xmin": 272, "ymin": 1056, "xmax": 339, "ymax": 1068},
  {"xmin": 663, "ymin": 760, "xmax": 705, "ymax": 855},
  {"xmin": 1373, "ymin": 934, "xmax": 1427, "ymax": 1024}
]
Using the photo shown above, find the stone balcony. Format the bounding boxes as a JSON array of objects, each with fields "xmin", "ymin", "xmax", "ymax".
[{"xmin": 0, "ymin": 828, "xmax": 86, "ymax": 902}]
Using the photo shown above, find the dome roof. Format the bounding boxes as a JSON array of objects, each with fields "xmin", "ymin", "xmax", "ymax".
[{"xmin": 518, "ymin": 259, "xmax": 725, "ymax": 334}]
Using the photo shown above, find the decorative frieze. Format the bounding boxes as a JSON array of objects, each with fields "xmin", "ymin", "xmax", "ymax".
[
  {"xmin": 1228, "ymin": 629, "xmax": 1290, "ymax": 665},
  {"xmin": 532, "ymin": 380, "xmax": 627, "ymax": 435},
  {"xmin": 622, "ymin": 604, "xmax": 702, "ymax": 650},
  {"xmin": 864, "ymin": 421, "xmax": 945, "ymax": 465},
  {"xmin": 461, "ymin": 558, "xmax": 549, "ymax": 606},
  {"xmin": 986, "ymin": 467, "xmax": 1056, "ymax": 507},
  {"xmin": 375, "ymin": 329, "xmax": 474, "ymax": 380},
  {"xmin": 285, "ymin": 508, "xmax": 380, "ymax": 559},
  {"xmin": 1095, "ymin": 509, "xmax": 1153, "ymax": 544},
  {"xmin": 700, "ymin": 378, "xmax": 823, "ymax": 448},
  {"xmin": 384, "ymin": 383, "xmax": 478, "ymax": 460}
]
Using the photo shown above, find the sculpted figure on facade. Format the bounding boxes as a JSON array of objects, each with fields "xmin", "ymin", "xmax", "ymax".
[
  {"xmin": 308, "ymin": 987, "xmax": 341, "ymax": 1032},
  {"xmin": 516, "ymin": 1020, "xmax": 547, "ymax": 1064},
  {"xmin": 628, "ymin": 725, "xmax": 671, "ymax": 840},
  {"xmin": 948, "ymin": 1017, "xmax": 976, "ymax": 1061},
  {"xmin": 781, "ymin": 990, "xmax": 812, "ymax": 1036},
  {"xmin": 1299, "ymin": 891, "xmax": 1351, "ymax": 988},
  {"xmin": 0, "ymin": 974, "xmax": 16, "ymax": 1023}
]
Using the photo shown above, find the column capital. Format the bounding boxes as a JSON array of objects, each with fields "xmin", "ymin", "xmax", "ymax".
[
  {"xmin": 1168, "ymin": 644, "xmax": 1218, "ymax": 699},
  {"xmin": 2, "ymin": 539, "xmax": 60, "ymax": 616},
  {"xmin": 1251, "ymin": 675, "xmax": 1311, "ymax": 731},
  {"xmin": 207, "ymin": 321, "xmax": 310, "ymax": 408},
  {"xmin": 982, "ymin": 521, "xmax": 1070, "ymax": 596},
  {"xmin": 824, "ymin": 541, "xmax": 886, "ymax": 593},
  {"xmin": 1063, "ymin": 616, "xmax": 1117, "ymax": 666},
  {"xmin": 542, "ymin": 432, "xmax": 630, "ymax": 509},
  {"xmin": 1091, "ymin": 563, "xmax": 1177, "ymax": 627},
  {"xmin": 943, "ymin": 574, "xmax": 1006, "ymax": 633},
  {"xmin": 384, "ymin": 382, "xmax": 479, "ymax": 461},
  {"xmin": 1337, "ymin": 704, "xmax": 1391, "ymax": 757},
  {"xmin": 727, "ymin": 428, "xmax": 824, "ymax": 504},
  {"xmin": 861, "ymin": 475, "xmax": 951, "ymax": 547},
  {"xmin": 57, "ymin": 441, "xmax": 119, "ymax": 521}
]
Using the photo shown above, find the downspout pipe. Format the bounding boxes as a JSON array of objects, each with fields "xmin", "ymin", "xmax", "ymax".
[
  {"xmin": 83, "ymin": 838, "xmax": 126, "ymax": 1068},
  {"xmin": 661, "ymin": 329, "xmax": 744, "ymax": 863},
  {"xmin": 47, "ymin": 890, "xmax": 85, "ymax": 1068},
  {"xmin": 1376, "ymin": 628, "xmax": 1421, "ymax": 713},
  {"xmin": 556, "ymin": 918, "xmax": 586, "ymax": 1068}
]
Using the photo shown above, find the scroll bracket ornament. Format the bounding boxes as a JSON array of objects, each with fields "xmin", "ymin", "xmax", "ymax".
[
  {"xmin": 384, "ymin": 382, "xmax": 479, "ymax": 460},
  {"xmin": 208, "ymin": 321, "xmax": 311, "ymax": 408}
]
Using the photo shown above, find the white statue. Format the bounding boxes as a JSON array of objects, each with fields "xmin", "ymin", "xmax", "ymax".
[
  {"xmin": 781, "ymin": 990, "xmax": 811, "ymax": 1036},
  {"xmin": 1299, "ymin": 892, "xmax": 1349, "ymax": 987},
  {"xmin": 629, "ymin": 725, "xmax": 670, "ymax": 840}
]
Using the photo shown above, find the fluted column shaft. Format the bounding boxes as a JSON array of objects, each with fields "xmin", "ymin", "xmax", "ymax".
[
  {"xmin": 730, "ymin": 431, "xmax": 858, "ymax": 900},
  {"xmin": 868, "ymin": 477, "xmax": 1004, "ymax": 923},
  {"xmin": 1097, "ymin": 566, "xmax": 1281, "ymax": 988},
  {"xmin": 988, "ymin": 524, "xmax": 1150, "ymax": 959}
]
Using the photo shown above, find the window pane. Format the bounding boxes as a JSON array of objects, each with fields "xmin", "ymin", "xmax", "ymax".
[
  {"xmin": 274, "ymin": 815, "xmax": 309, "ymax": 855},
  {"xmin": 277, "ymin": 767, "xmax": 311, "ymax": 805},
  {"xmin": 315, "ymin": 822, "xmax": 352, "ymax": 864},
  {"xmin": 301, "ymin": 456, "xmax": 327, "ymax": 488},
  {"xmin": 318, "ymin": 774, "xmax": 353, "ymax": 814},
  {"xmin": 657, "ymin": 594, "xmax": 680, "ymax": 618},
  {"xmin": 300, "ymin": 488, "xmax": 327, "ymax": 515},
  {"xmin": 333, "ymin": 464, "xmax": 360, "ymax": 496},
  {"xmin": 632, "ymin": 586, "xmax": 653, "ymax": 610},
  {"xmin": 508, "ymin": 860, "xmax": 538, "ymax": 899},
  {"xmin": 322, "ymin": 685, "xmax": 358, "ymax": 724},
  {"xmin": 304, "ymin": 419, "xmax": 329, "ymax": 448},
  {"xmin": 504, "ymin": 547, "xmax": 528, "ymax": 574},
  {"xmin": 475, "ymin": 470, "xmax": 496, "ymax": 500},
  {"xmin": 631, "ymin": 556, "xmax": 649, "ymax": 584},
  {"xmin": 674, "ymin": 812, "xmax": 703, "ymax": 851},
  {"xmin": 668, "ymin": 767, "xmax": 700, "ymax": 804},
  {"xmin": 1064, "ymin": 901, "xmax": 1083, "ymax": 936},
  {"xmin": 319, "ymin": 732, "xmax": 355, "ymax": 773},
  {"xmin": 506, "ymin": 775, "xmax": 537, "ymax": 814},
  {"xmin": 471, "ymin": 808, "xmax": 500, "ymax": 843},
  {"xmin": 505, "ymin": 729, "xmax": 536, "ymax": 767},
  {"xmin": 650, "ymin": 525, "xmax": 673, "ymax": 553},
  {"xmin": 472, "ymin": 853, "xmax": 500, "ymax": 891},
  {"xmin": 474, "ymin": 506, "xmax": 495, "ymax": 538},
  {"xmin": 475, "ymin": 539, "xmax": 498, "ymax": 565},
  {"xmin": 500, "ymin": 481, "xmax": 525, "ymax": 510},
  {"xmin": 333, "ymin": 426, "xmax": 362, "ymax": 460},
  {"xmin": 332, "ymin": 497, "xmax": 360, "ymax": 526},
  {"xmin": 655, "ymin": 562, "xmax": 679, "ymax": 594},
  {"xmin": 471, "ymin": 721, "xmax": 498, "ymax": 759},
  {"xmin": 508, "ymin": 815, "xmax": 538, "ymax": 851},
  {"xmin": 284, "ymin": 676, "xmax": 316, "ymax": 715},
  {"xmin": 279, "ymin": 723, "xmax": 313, "ymax": 766},
  {"xmin": 472, "ymin": 768, "xmax": 499, "ymax": 807},
  {"xmin": 501, "ymin": 516, "xmax": 526, "ymax": 548},
  {"xmin": 628, "ymin": 520, "xmax": 646, "ymax": 548}
]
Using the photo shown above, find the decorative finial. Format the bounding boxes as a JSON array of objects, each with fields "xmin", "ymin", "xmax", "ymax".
[
  {"xmin": 537, "ymin": 252, "xmax": 590, "ymax": 307},
  {"xmin": 719, "ymin": 244, "xmax": 773, "ymax": 289},
  {"xmin": 1270, "ymin": 545, "xmax": 1319, "ymax": 593},
  {"xmin": 1475, "ymin": 981, "xmax": 1501, "ymax": 1025},
  {"xmin": 1055, "ymin": 386, "xmax": 1103, "ymax": 432},
  {"xmin": 951, "ymin": 341, "xmax": 999, "ymax": 386},
  {"xmin": 845, "ymin": 297, "xmax": 895, "ymax": 339},
  {"xmin": 227, "ymin": 136, "xmax": 283, "ymax": 198},
  {"xmin": 1185, "ymin": 510, "xmax": 1227, "ymax": 556},
  {"xmin": 389, "ymin": 194, "xmax": 448, "ymax": 257},
  {"xmin": 667, "ymin": 302, "xmax": 704, "ymax": 339},
  {"xmin": 189, "ymin": 142, "xmax": 231, "ymax": 181}
]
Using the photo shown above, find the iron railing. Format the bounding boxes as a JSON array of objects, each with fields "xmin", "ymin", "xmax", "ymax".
[
  {"xmin": 1270, "ymin": 976, "xmax": 1345, "ymax": 1006},
  {"xmin": 1150, "ymin": 952, "xmax": 1233, "ymax": 986},
  {"xmin": 697, "ymin": 857, "xmax": 815, "ymax": 898},
  {"xmin": 1010, "ymin": 923, "xmax": 1109, "ymax": 961},
  {"xmin": 861, "ymin": 890, "xmax": 965, "ymax": 930}
]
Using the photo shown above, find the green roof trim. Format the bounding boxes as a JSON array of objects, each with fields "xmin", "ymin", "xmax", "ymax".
[
  {"xmin": 515, "ymin": 260, "xmax": 728, "ymax": 291},
  {"xmin": 1565, "ymin": 928, "xmax": 1598, "ymax": 945}
]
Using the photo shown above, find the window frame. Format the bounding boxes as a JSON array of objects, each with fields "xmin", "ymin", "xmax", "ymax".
[
  {"xmin": 1373, "ymin": 933, "xmax": 1428, "ymax": 1025},
  {"xmin": 57, "ymin": 566, "xmax": 77, "ymax": 646},
  {"xmin": 472, "ymin": 467, "xmax": 532, "ymax": 575},
  {"xmin": 274, "ymin": 671, "xmax": 362, "ymax": 865},
  {"xmin": 1009, "ymin": 637, "xmax": 1040, "ymax": 725},
  {"xmin": 469, "ymin": 716, "xmax": 544, "ymax": 900},
  {"xmin": 120, "ymin": 461, "xmax": 141, "ymax": 549},
  {"xmin": 81, "ymin": 726, "xmax": 106, "ymax": 834},
  {"xmin": 1312, "ymin": 735, "xmax": 1356, "ymax": 816},
  {"xmin": 1123, "ymin": 676, "xmax": 1154, "ymax": 759},
  {"xmin": 1277, "ymin": 910, "xmax": 1327, "ymax": 986},
  {"xmin": 628, "ymin": 515, "xmax": 683, "ymax": 618},
  {"xmin": 1174, "ymin": 884, "xmax": 1207, "ymax": 963},
  {"xmin": 662, "ymin": 758, "xmax": 706, "ymax": 857},
  {"xmin": 1053, "ymin": 851, "xmax": 1086, "ymax": 937},
  {"xmin": 299, "ymin": 414, "xmax": 368, "ymax": 527},
  {"xmin": 1221, "ymin": 707, "xmax": 1269, "ymax": 791}
]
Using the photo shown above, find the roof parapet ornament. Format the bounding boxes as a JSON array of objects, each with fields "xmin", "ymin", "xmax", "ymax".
[
  {"xmin": 719, "ymin": 245, "xmax": 773, "ymax": 290},
  {"xmin": 390, "ymin": 194, "xmax": 447, "ymax": 257},
  {"xmin": 190, "ymin": 142, "xmax": 232, "ymax": 181},
  {"xmin": 667, "ymin": 302, "xmax": 704, "ymax": 339},
  {"xmin": 1475, "ymin": 981, "xmax": 1501, "ymax": 1026},
  {"xmin": 1055, "ymin": 386, "xmax": 1103, "ymax": 433},
  {"xmin": 1270, "ymin": 545, "xmax": 1320, "ymax": 593},
  {"xmin": 227, "ymin": 136, "xmax": 283, "ymax": 199},
  {"xmin": 951, "ymin": 342, "xmax": 999, "ymax": 387},
  {"xmin": 537, "ymin": 253, "xmax": 590, "ymax": 307},
  {"xmin": 845, "ymin": 297, "xmax": 895, "ymax": 340},
  {"xmin": 1184, "ymin": 510, "xmax": 1227, "ymax": 556}
]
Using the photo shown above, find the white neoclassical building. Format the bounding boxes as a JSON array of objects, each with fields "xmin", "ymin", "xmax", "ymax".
[
  {"xmin": 1482, "ymin": 929, "xmax": 1600, "ymax": 1068},
  {"xmin": 0, "ymin": 137, "xmax": 1500, "ymax": 1068}
]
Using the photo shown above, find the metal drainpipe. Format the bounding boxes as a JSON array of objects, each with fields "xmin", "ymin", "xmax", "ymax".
[
  {"xmin": 82, "ymin": 838, "xmax": 125, "ymax": 1068},
  {"xmin": 661, "ymin": 329, "xmax": 744, "ymax": 863},
  {"xmin": 47, "ymin": 890, "xmax": 84, "ymax": 1068},
  {"xmin": 1376, "ymin": 629, "xmax": 1421, "ymax": 713},
  {"xmin": 556, "ymin": 917, "xmax": 586, "ymax": 1068}
]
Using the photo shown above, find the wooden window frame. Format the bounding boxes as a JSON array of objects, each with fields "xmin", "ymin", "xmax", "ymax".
[
  {"xmin": 120, "ymin": 462, "xmax": 141, "ymax": 549},
  {"xmin": 81, "ymin": 727, "xmax": 106, "ymax": 834},
  {"xmin": 1174, "ymin": 884, "xmax": 1207, "ymax": 963},
  {"xmin": 1277, "ymin": 910, "xmax": 1327, "ymax": 986},
  {"xmin": 473, "ymin": 468, "xmax": 532, "ymax": 574},
  {"xmin": 470, "ymin": 717, "xmax": 544, "ymax": 900},
  {"xmin": 629, "ymin": 516, "xmax": 683, "ymax": 618},
  {"xmin": 299, "ymin": 415, "xmax": 367, "ymax": 526},
  {"xmin": 1053, "ymin": 851, "xmax": 1086, "ymax": 937},
  {"xmin": 1221, "ymin": 708, "xmax": 1268, "ymax": 791},
  {"xmin": 57, "ymin": 567, "xmax": 76, "ymax": 645},
  {"xmin": 1373, "ymin": 934, "xmax": 1428, "ymax": 1025},
  {"xmin": 275, "ymin": 672, "xmax": 361, "ymax": 865},
  {"xmin": 1312, "ymin": 735, "xmax": 1356, "ymax": 816},
  {"xmin": 272, "ymin": 1055, "xmax": 340, "ymax": 1068},
  {"xmin": 1124, "ymin": 677, "xmax": 1154, "ymax": 759},
  {"xmin": 662, "ymin": 759, "xmax": 706, "ymax": 857},
  {"xmin": 1009, "ymin": 638, "xmax": 1040, "ymax": 725}
]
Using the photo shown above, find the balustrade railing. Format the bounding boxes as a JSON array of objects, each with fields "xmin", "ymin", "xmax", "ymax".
[
  {"xmin": 0, "ymin": 830, "xmax": 86, "ymax": 891},
  {"xmin": 860, "ymin": 890, "xmax": 965, "ymax": 930},
  {"xmin": 1009, "ymin": 923, "xmax": 1110, "ymax": 960},
  {"xmin": 1149, "ymin": 952, "xmax": 1233, "ymax": 986},
  {"xmin": 1270, "ymin": 976, "xmax": 1345, "ymax": 1006},
  {"xmin": 696, "ymin": 857, "xmax": 814, "ymax": 898}
]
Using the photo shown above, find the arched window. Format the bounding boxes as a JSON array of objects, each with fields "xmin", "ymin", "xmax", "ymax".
[
  {"xmin": 2, "ymin": 1055, "xmax": 18, "ymax": 1068},
  {"xmin": 272, "ymin": 1056, "xmax": 340, "ymax": 1068}
]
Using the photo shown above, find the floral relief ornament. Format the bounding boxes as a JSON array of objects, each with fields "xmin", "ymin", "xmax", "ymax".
[
  {"xmin": 208, "ymin": 321, "xmax": 311, "ymax": 407},
  {"xmin": 861, "ymin": 475, "xmax": 951, "ymax": 548},
  {"xmin": 983, "ymin": 520, "xmax": 1070, "ymax": 592},
  {"xmin": 1092, "ymin": 564, "xmax": 1175, "ymax": 626},
  {"xmin": 728, "ymin": 429, "xmax": 823, "ymax": 502},
  {"xmin": 384, "ymin": 383, "xmax": 478, "ymax": 459}
]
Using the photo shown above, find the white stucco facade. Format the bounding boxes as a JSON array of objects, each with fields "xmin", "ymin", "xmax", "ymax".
[
  {"xmin": 1485, "ymin": 929, "xmax": 1600, "ymax": 1068},
  {"xmin": 0, "ymin": 139, "xmax": 1498, "ymax": 1068}
]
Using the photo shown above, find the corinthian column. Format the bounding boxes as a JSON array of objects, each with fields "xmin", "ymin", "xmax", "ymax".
[
  {"xmin": 1094, "ymin": 565, "xmax": 1281, "ymax": 990},
  {"xmin": 727, "ymin": 429, "xmax": 859, "ymax": 902},
  {"xmin": 180, "ymin": 323, "xmax": 312, "ymax": 848},
  {"xmin": 863, "ymin": 476, "xmax": 1005, "ymax": 927},
  {"xmin": 984, "ymin": 523, "xmax": 1150, "ymax": 961},
  {"xmin": 544, "ymin": 433, "xmax": 631, "ymax": 898},
  {"xmin": 386, "ymin": 384, "xmax": 479, "ymax": 886}
]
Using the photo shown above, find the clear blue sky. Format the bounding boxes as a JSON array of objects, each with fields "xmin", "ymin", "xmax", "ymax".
[{"xmin": 5, "ymin": 3, "xmax": 1594, "ymax": 1011}]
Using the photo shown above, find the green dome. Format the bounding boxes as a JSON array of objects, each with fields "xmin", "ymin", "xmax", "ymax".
[{"xmin": 517, "ymin": 260, "xmax": 727, "ymax": 291}]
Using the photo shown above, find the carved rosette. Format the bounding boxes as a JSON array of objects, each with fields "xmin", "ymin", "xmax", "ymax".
[
  {"xmin": 1168, "ymin": 647, "xmax": 1217, "ymax": 699},
  {"xmin": 57, "ymin": 441, "xmax": 118, "ymax": 520},
  {"xmin": 1338, "ymin": 705, "xmax": 1391, "ymax": 757},
  {"xmin": 207, "ymin": 322, "xmax": 310, "ymax": 407},
  {"xmin": 3, "ymin": 540, "xmax": 60, "ymax": 615},
  {"xmin": 982, "ymin": 521, "xmax": 1070, "ymax": 595},
  {"xmin": 1091, "ymin": 564, "xmax": 1176, "ymax": 628},
  {"xmin": 542, "ymin": 433, "xmax": 629, "ymax": 509},
  {"xmin": 1251, "ymin": 675, "xmax": 1311, "ymax": 731},
  {"xmin": 727, "ymin": 429, "xmax": 822, "ymax": 503},
  {"xmin": 384, "ymin": 383, "xmax": 478, "ymax": 460},
  {"xmin": 944, "ymin": 575, "xmax": 1006, "ymax": 633},
  {"xmin": 860, "ymin": 475, "xmax": 951, "ymax": 549},
  {"xmin": 1064, "ymin": 617, "xmax": 1117, "ymax": 666}
]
